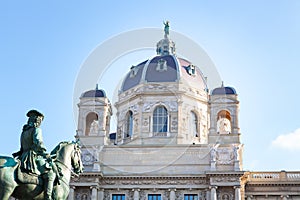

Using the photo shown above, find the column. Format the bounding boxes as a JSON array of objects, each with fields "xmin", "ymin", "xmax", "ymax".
[
  {"xmin": 169, "ymin": 189, "xmax": 176, "ymax": 200},
  {"xmin": 133, "ymin": 189, "xmax": 140, "ymax": 200},
  {"xmin": 98, "ymin": 188, "xmax": 104, "ymax": 200},
  {"xmin": 206, "ymin": 189, "xmax": 210, "ymax": 200},
  {"xmin": 234, "ymin": 186, "xmax": 241, "ymax": 200},
  {"xmin": 210, "ymin": 186, "xmax": 217, "ymax": 200},
  {"xmin": 90, "ymin": 186, "xmax": 98, "ymax": 200},
  {"xmin": 68, "ymin": 186, "xmax": 75, "ymax": 200}
]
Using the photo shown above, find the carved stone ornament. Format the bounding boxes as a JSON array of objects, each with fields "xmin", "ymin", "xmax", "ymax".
[
  {"xmin": 210, "ymin": 144, "xmax": 236, "ymax": 165},
  {"xmin": 217, "ymin": 148, "xmax": 234, "ymax": 165},
  {"xmin": 142, "ymin": 117, "xmax": 150, "ymax": 132},
  {"xmin": 128, "ymin": 189, "xmax": 134, "ymax": 199},
  {"xmin": 82, "ymin": 150, "xmax": 95, "ymax": 166},
  {"xmin": 213, "ymin": 176, "xmax": 239, "ymax": 183},
  {"xmin": 75, "ymin": 188, "xmax": 91, "ymax": 200},
  {"xmin": 176, "ymin": 190, "xmax": 183, "ymax": 200},
  {"xmin": 146, "ymin": 84, "xmax": 167, "ymax": 91},
  {"xmin": 139, "ymin": 190, "xmax": 147, "ymax": 200},
  {"xmin": 143, "ymin": 102, "xmax": 155, "ymax": 112},
  {"xmin": 163, "ymin": 190, "xmax": 170, "ymax": 199},
  {"xmin": 130, "ymin": 104, "xmax": 139, "ymax": 114},
  {"xmin": 72, "ymin": 176, "xmax": 99, "ymax": 183},
  {"xmin": 100, "ymin": 177, "xmax": 206, "ymax": 186},
  {"xmin": 199, "ymin": 191, "xmax": 207, "ymax": 200},
  {"xmin": 171, "ymin": 117, "xmax": 178, "ymax": 131},
  {"xmin": 166, "ymin": 101, "xmax": 178, "ymax": 111},
  {"xmin": 217, "ymin": 193, "xmax": 234, "ymax": 200},
  {"xmin": 143, "ymin": 101, "xmax": 177, "ymax": 112},
  {"xmin": 103, "ymin": 191, "xmax": 110, "ymax": 199},
  {"xmin": 143, "ymin": 117, "xmax": 149, "ymax": 126}
]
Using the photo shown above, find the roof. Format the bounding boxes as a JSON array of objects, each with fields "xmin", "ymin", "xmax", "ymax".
[
  {"xmin": 81, "ymin": 89, "xmax": 106, "ymax": 98},
  {"xmin": 211, "ymin": 86, "xmax": 236, "ymax": 95},
  {"xmin": 121, "ymin": 54, "xmax": 208, "ymax": 92}
]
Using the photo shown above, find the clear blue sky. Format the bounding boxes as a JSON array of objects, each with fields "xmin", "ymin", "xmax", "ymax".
[{"xmin": 0, "ymin": 1, "xmax": 299, "ymax": 171}]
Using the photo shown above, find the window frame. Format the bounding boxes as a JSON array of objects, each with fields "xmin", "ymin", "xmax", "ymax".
[
  {"xmin": 190, "ymin": 111, "xmax": 199, "ymax": 137},
  {"xmin": 152, "ymin": 106, "xmax": 169, "ymax": 135},
  {"xmin": 148, "ymin": 194, "xmax": 162, "ymax": 200},
  {"xmin": 184, "ymin": 194, "xmax": 198, "ymax": 200},
  {"xmin": 125, "ymin": 110, "xmax": 133, "ymax": 138},
  {"xmin": 112, "ymin": 194, "xmax": 126, "ymax": 200}
]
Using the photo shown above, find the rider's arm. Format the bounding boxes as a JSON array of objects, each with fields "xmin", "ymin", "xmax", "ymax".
[{"xmin": 32, "ymin": 127, "xmax": 47, "ymax": 154}]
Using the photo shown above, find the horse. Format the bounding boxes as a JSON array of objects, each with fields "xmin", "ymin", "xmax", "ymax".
[{"xmin": 0, "ymin": 141, "xmax": 83, "ymax": 200}]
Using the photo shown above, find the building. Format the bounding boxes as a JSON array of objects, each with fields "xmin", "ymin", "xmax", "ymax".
[{"xmin": 69, "ymin": 24, "xmax": 300, "ymax": 200}]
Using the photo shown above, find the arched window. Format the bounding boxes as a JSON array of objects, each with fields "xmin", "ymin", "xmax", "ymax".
[
  {"xmin": 190, "ymin": 111, "xmax": 199, "ymax": 137},
  {"xmin": 153, "ymin": 106, "xmax": 168, "ymax": 133},
  {"xmin": 125, "ymin": 111, "xmax": 133, "ymax": 138},
  {"xmin": 85, "ymin": 112, "xmax": 98, "ymax": 135}
]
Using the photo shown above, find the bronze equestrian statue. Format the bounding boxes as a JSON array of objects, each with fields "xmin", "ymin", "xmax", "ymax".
[{"xmin": 0, "ymin": 110, "xmax": 83, "ymax": 200}]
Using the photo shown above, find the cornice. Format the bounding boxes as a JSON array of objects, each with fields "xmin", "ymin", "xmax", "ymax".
[{"xmin": 206, "ymin": 171, "xmax": 245, "ymax": 176}]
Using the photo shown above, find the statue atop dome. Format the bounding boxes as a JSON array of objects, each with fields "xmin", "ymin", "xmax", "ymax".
[
  {"xmin": 156, "ymin": 21, "xmax": 176, "ymax": 56},
  {"xmin": 163, "ymin": 20, "xmax": 170, "ymax": 37}
]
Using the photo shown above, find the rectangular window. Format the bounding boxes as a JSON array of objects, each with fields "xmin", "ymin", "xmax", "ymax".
[
  {"xmin": 184, "ymin": 194, "xmax": 198, "ymax": 200},
  {"xmin": 112, "ymin": 194, "xmax": 125, "ymax": 200},
  {"xmin": 148, "ymin": 194, "xmax": 162, "ymax": 200},
  {"xmin": 153, "ymin": 106, "xmax": 168, "ymax": 133}
]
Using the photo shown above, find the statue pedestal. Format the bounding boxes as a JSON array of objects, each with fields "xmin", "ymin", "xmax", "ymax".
[
  {"xmin": 234, "ymin": 160, "xmax": 240, "ymax": 171},
  {"xmin": 211, "ymin": 161, "xmax": 216, "ymax": 171},
  {"xmin": 93, "ymin": 162, "xmax": 101, "ymax": 171}
]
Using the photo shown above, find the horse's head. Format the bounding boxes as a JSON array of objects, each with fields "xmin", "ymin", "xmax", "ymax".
[
  {"xmin": 71, "ymin": 141, "xmax": 84, "ymax": 175},
  {"xmin": 51, "ymin": 141, "xmax": 84, "ymax": 176}
]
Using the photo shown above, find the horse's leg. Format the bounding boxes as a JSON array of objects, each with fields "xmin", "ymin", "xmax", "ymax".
[
  {"xmin": 0, "ymin": 187, "xmax": 15, "ymax": 200},
  {"xmin": 0, "ymin": 167, "xmax": 17, "ymax": 200}
]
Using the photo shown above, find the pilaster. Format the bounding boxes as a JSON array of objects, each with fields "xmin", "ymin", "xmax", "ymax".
[
  {"xmin": 210, "ymin": 186, "xmax": 217, "ymax": 200},
  {"xmin": 133, "ymin": 188, "xmax": 140, "ymax": 200},
  {"xmin": 98, "ymin": 188, "xmax": 104, "ymax": 200},
  {"xmin": 68, "ymin": 186, "xmax": 75, "ymax": 200},
  {"xmin": 234, "ymin": 186, "xmax": 241, "ymax": 200},
  {"xmin": 90, "ymin": 186, "xmax": 98, "ymax": 200},
  {"xmin": 169, "ymin": 188, "xmax": 176, "ymax": 200}
]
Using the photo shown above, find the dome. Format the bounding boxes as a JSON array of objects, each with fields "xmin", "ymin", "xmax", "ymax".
[
  {"xmin": 120, "ymin": 55, "xmax": 208, "ymax": 92},
  {"xmin": 120, "ymin": 22, "xmax": 208, "ymax": 94},
  {"xmin": 81, "ymin": 85, "xmax": 106, "ymax": 98},
  {"xmin": 211, "ymin": 86, "xmax": 236, "ymax": 95}
]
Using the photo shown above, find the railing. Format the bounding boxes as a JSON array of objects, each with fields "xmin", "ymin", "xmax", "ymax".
[
  {"xmin": 287, "ymin": 172, "xmax": 300, "ymax": 179},
  {"xmin": 248, "ymin": 171, "xmax": 300, "ymax": 182},
  {"xmin": 250, "ymin": 173, "xmax": 279, "ymax": 179}
]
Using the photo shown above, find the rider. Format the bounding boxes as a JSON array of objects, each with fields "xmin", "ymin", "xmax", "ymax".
[{"xmin": 13, "ymin": 110, "xmax": 56, "ymax": 200}]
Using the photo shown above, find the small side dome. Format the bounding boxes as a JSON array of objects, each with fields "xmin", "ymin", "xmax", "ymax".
[
  {"xmin": 211, "ymin": 84, "xmax": 236, "ymax": 95},
  {"xmin": 81, "ymin": 85, "xmax": 106, "ymax": 98}
]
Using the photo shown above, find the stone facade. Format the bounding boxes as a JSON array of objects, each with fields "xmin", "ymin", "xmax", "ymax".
[{"xmin": 69, "ymin": 25, "xmax": 300, "ymax": 200}]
